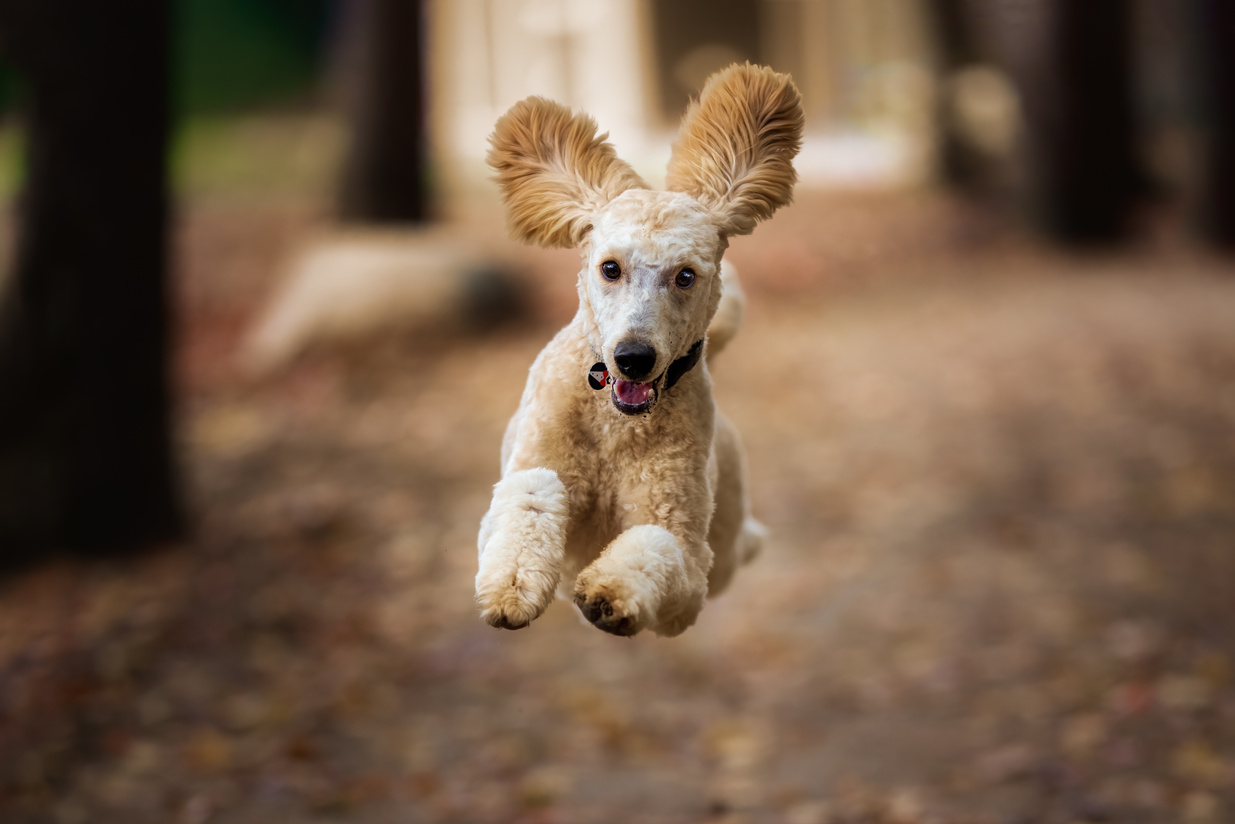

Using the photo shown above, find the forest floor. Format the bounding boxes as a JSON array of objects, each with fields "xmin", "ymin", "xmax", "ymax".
[{"xmin": 2, "ymin": 189, "xmax": 1235, "ymax": 824}]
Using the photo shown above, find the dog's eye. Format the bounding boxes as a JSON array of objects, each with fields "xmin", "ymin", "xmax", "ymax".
[
  {"xmin": 675, "ymin": 268, "xmax": 696, "ymax": 289},
  {"xmin": 601, "ymin": 260, "xmax": 621, "ymax": 280}
]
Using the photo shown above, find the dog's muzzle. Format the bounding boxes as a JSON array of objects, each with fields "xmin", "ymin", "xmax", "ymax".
[{"xmin": 587, "ymin": 339, "xmax": 704, "ymax": 417}]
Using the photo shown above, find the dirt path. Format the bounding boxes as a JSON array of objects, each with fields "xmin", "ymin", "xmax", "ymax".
[{"xmin": 2, "ymin": 196, "xmax": 1234, "ymax": 824}]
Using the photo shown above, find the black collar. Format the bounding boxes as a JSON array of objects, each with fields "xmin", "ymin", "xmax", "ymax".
[{"xmin": 663, "ymin": 339, "xmax": 704, "ymax": 390}]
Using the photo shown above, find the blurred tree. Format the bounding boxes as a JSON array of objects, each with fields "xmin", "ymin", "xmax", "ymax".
[
  {"xmin": 337, "ymin": 0, "xmax": 429, "ymax": 223},
  {"xmin": 926, "ymin": 0, "xmax": 998, "ymax": 193},
  {"xmin": 1189, "ymin": 0, "xmax": 1235, "ymax": 249},
  {"xmin": 176, "ymin": 0, "xmax": 331, "ymax": 113},
  {"xmin": 650, "ymin": 0, "xmax": 760, "ymax": 124},
  {"xmin": 0, "ymin": 66, "xmax": 15, "ymax": 116},
  {"xmin": 0, "ymin": 0, "xmax": 181, "ymax": 564},
  {"xmin": 1011, "ymin": 0, "xmax": 1141, "ymax": 243}
]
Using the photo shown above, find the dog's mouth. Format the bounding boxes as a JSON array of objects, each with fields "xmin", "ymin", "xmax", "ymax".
[{"xmin": 611, "ymin": 379, "xmax": 656, "ymax": 415}]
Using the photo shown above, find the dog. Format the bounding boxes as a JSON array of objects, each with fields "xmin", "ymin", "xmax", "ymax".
[{"xmin": 475, "ymin": 63, "xmax": 803, "ymax": 637}]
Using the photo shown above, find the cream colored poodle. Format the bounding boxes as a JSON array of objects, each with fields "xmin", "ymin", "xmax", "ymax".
[{"xmin": 475, "ymin": 63, "xmax": 803, "ymax": 637}]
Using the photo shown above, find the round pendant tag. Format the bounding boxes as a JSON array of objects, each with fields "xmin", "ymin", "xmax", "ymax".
[{"xmin": 587, "ymin": 362, "xmax": 609, "ymax": 390}]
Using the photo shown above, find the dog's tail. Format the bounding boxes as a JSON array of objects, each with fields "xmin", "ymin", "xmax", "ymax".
[{"xmin": 706, "ymin": 259, "xmax": 745, "ymax": 360}]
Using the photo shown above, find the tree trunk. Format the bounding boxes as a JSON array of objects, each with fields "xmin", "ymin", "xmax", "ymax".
[
  {"xmin": 1013, "ymin": 0, "xmax": 1139, "ymax": 243},
  {"xmin": 926, "ymin": 0, "xmax": 995, "ymax": 192},
  {"xmin": 337, "ymin": 0, "xmax": 429, "ymax": 224},
  {"xmin": 650, "ymin": 0, "xmax": 761, "ymax": 124},
  {"xmin": 1189, "ymin": 0, "xmax": 1235, "ymax": 249},
  {"xmin": 0, "ymin": 0, "xmax": 181, "ymax": 564}
]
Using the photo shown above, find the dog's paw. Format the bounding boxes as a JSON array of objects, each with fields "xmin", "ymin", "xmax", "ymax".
[
  {"xmin": 738, "ymin": 517, "xmax": 767, "ymax": 565},
  {"xmin": 571, "ymin": 572, "xmax": 654, "ymax": 637},
  {"xmin": 474, "ymin": 468, "xmax": 569, "ymax": 630},
  {"xmin": 475, "ymin": 549, "xmax": 559, "ymax": 630},
  {"xmin": 572, "ymin": 590, "xmax": 639, "ymax": 636},
  {"xmin": 475, "ymin": 550, "xmax": 561, "ymax": 629},
  {"xmin": 476, "ymin": 583, "xmax": 549, "ymax": 630},
  {"xmin": 572, "ymin": 524, "xmax": 707, "ymax": 637}
]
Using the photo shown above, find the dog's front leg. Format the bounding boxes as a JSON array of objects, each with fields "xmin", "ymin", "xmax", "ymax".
[
  {"xmin": 475, "ymin": 468, "xmax": 570, "ymax": 629},
  {"xmin": 573, "ymin": 525, "xmax": 711, "ymax": 637},
  {"xmin": 572, "ymin": 482, "xmax": 713, "ymax": 637}
]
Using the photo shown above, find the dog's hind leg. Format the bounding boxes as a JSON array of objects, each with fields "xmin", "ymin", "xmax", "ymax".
[
  {"xmin": 705, "ymin": 411, "xmax": 765, "ymax": 595},
  {"xmin": 475, "ymin": 468, "xmax": 570, "ymax": 629},
  {"xmin": 705, "ymin": 259, "xmax": 745, "ymax": 360}
]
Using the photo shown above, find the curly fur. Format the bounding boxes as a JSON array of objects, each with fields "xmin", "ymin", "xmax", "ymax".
[
  {"xmin": 487, "ymin": 97, "xmax": 648, "ymax": 248},
  {"xmin": 476, "ymin": 64, "xmax": 803, "ymax": 637},
  {"xmin": 666, "ymin": 63, "xmax": 804, "ymax": 236}
]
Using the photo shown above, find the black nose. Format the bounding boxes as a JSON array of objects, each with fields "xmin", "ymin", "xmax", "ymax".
[{"xmin": 614, "ymin": 341, "xmax": 657, "ymax": 381}]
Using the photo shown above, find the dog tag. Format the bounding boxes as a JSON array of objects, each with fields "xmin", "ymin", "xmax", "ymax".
[{"xmin": 587, "ymin": 362, "xmax": 609, "ymax": 390}]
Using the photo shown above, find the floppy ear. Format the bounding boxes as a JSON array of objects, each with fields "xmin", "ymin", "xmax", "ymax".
[
  {"xmin": 487, "ymin": 97, "xmax": 647, "ymax": 248},
  {"xmin": 665, "ymin": 63, "xmax": 804, "ymax": 236}
]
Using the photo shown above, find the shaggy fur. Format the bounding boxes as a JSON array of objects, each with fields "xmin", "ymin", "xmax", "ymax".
[
  {"xmin": 476, "ymin": 63, "xmax": 803, "ymax": 637},
  {"xmin": 489, "ymin": 98, "xmax": 648, "ymax": 249}
]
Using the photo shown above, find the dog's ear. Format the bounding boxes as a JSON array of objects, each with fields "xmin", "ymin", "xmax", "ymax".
[
  {"xmin": 487, "ymin": 97, "xmax": 647, "ymax": 248},
  {"xmin": 665, "ymin": 63, "xmax": 804, "ymax": 237}
]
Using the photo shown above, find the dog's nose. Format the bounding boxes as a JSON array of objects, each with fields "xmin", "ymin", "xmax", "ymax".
[{"xmin": 614, "ymin": 341, "xmax": 657, "ymax": 381}]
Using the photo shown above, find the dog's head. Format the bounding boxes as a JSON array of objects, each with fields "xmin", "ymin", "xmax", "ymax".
[{"xmin": 487, "ymin": 63, "xmax": 803, "ymax": 415}]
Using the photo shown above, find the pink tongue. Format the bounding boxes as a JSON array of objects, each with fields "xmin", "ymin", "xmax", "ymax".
[{"xmin": 615, "ymin": 380, "xmax": 652, "ymax": 406}]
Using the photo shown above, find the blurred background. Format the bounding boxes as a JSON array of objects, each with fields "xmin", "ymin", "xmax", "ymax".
[{"xmin": 2, "ymin": 1, "xmax": 1234, "ymax": 822}]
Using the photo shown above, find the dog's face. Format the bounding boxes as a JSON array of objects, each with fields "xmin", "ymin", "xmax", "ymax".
[
  {"xmin": 580, "ymin": 190, "xmax": 725, "ymax": 414},
  {"xmin": 487, "ymin": 63, "xmax": 803, "ymax": 414}
]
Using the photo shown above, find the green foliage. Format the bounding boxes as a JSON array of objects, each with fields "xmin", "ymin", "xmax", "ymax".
[
  {"xmin": 170, "ymin": 113, "xmax": 342, "ymax": 200},
  {"xmin": 176, "ymin": 0, "xmax": 332, "ymax": 114},
  {"xmin": 0, "ymin": 125, "xmax": 23, "ymax": 198}
]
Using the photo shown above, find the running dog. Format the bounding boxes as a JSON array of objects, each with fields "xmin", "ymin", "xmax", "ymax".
[{"xmin": 476, "ymin": 63, "xmax": 803, "ymax": 636}]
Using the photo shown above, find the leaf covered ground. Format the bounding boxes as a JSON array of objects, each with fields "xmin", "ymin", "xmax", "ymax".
[{"xmin": 2, "ymin": 191, "xmax": 1234, "ymax": 824}]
